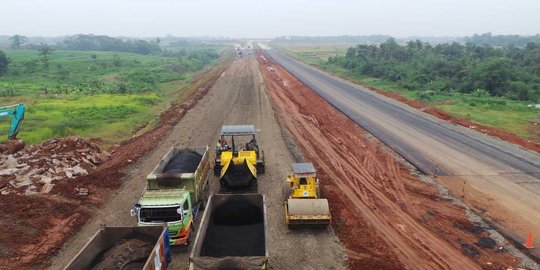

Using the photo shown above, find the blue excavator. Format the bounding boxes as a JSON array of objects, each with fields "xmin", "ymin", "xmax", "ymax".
[{"xmin": 0, "ymin": 103, "xmax": 26, "ymax": 153}]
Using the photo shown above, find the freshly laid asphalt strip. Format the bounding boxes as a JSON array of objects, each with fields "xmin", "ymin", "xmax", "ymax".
[{"xmin": 264, "ymin": 48, "xmax": 540, "ymax": 178}]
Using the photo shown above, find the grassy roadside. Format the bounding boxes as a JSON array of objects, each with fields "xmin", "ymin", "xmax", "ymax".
[
  {"xmin": 0, "ymin": 48, "xmax": 229, "ymax": 146},
  {"xmin": 275, "ymin": 44, "xmax": 539, "ymax": 142}
]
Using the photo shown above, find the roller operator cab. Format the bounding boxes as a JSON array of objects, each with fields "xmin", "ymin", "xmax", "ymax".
[{"xmin": 214, "ymin": 125, "xmax": 265, "ymax": 193}]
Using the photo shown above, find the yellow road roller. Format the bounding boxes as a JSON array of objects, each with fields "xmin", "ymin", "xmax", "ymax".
[{"xmin": 285, "ymin": 163, "xmax": 331, "ymax": 227}]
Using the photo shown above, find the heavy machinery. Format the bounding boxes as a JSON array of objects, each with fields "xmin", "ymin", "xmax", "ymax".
[
  {"xmin": 64, "ymin": 226, "xmax": 171, "ymax": 270},
  {"xmin": 214, "ymin": 125, "xmax": 265, "ymax": 192},
  {"xmin": 133, "ymin": 188, "xmax": 193, "ymax": 246},
  {"xmin": 146, "ymin": 146, "xmax": 210, "ymax": 207},
  {"xmin": 0, "ymin": 103, "xmax": 25, "ymax": 153},
  {"xmin": 190, "ymin": 193, "xmax": 268, "ymax": 270},
  {"xmin": 132, "ymin": 146, "xmax": 210, "ymax": 246},
  {"xmin": 284, "ymin": 163, "xmax": 331, "ymax": 227}
]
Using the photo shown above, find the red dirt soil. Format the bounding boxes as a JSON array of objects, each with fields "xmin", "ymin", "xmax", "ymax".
[
  {"xmin": 364, "ymin": 86, "xmax": 540, "ymax": 153},
  {"xmin": 258, "ymin": 51, "xmax": 522, "ymax": 269},
  {"xmin": 0, "ymin": 194, "xmax": 91, "ymax": 269},
  {"xmin": 0, "ymin": 60, "xmax": 228, "ymax": 269}
]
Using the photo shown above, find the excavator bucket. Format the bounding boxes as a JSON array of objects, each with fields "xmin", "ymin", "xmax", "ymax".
[
  {"xmin": 220, "ymin": 159, "xmax": 257, "ymax": 191},
  {"xmin": 285, "ymin": 198, "xmax": 331, "ymax": 227}
]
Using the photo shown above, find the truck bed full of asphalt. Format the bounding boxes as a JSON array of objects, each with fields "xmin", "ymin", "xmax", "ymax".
[
  {"xmin": 164, "ymin": 151, "xmax": 202, "ymax": 174},
  {"xmin": 201, "ymin": 196, "xmax": 265, "ymax": 257}
]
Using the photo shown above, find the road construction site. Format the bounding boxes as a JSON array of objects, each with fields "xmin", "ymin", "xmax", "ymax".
[{"xmin": 1, "ymin": 46, "xmax": 539, "ymax": 269}]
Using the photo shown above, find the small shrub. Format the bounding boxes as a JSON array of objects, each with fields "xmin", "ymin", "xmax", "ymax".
[{"xmin": 472, "ymin": 88, "xmax": 490, "ymax": 98}]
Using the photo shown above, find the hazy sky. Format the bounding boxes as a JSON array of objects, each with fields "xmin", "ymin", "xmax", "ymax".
[{"xmin": 1, "ymin": 0, "xmax": 539, "ymax": 38}]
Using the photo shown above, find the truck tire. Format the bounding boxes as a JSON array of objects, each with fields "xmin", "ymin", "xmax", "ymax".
[
  {"xmin": 257, "ymin": 163, "xmax": 265, "ymax": 174},
  {"xmin": 199, "ymin": 199, "xmax": 206, "ymax": 211}
]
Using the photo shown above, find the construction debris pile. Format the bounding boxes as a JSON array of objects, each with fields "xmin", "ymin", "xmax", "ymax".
[{"xmin": 0, "ymin": 136, "xmax": 110, "ymax": 196}]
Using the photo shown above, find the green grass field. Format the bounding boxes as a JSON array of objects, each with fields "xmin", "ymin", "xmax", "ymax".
[
  {"xmin": 276, "ymin": 44, "xmax": 539, "ymax": 142},
  {"xmin": 0, "ymin": 48, "xmax": 223, "ymax": 146},
  {"xmin": 273, "ymin": 43, "xmax": 351, "ymax": 66}
]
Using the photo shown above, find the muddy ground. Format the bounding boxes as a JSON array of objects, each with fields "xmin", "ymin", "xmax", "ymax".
[
  {"xmin": 257, "ymin": 50, "xmax": 535, "ymax": 270},
  {"xmin": 48, "ymin": 56, "xmax": 347, "ymax": 270}
]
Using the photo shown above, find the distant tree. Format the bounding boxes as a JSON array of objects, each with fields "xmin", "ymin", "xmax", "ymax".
[
  {"xmin": 0, "ymin": 50, "xmax": 10, "ymax": 76},
  {"xmin": 39, "ymin": 44, "xmax": 53, "ymax": 70},
  {"xmin": 23, "ymin": 59, "xmax": 39, "ymax": 74},
  {"xmin": 42, "ymin": 84, "xmax": 49, "ymax": 95},
  {"xmin": 9, "ymin": 35, "xmax": 28, "ymax": 49},
  {"xmin": 112, "ymin": 54, "xmax": 122, "ymax": 67},
  {"xmin": 156, "ymin": 37, "xmax": 161, "ymax": 44}
]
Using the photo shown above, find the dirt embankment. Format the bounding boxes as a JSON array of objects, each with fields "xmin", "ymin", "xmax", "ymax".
[
  {"xmin": 0, "ymin": 58, "xmax": 228, "ymax": 269},
  {"xmin": 258, "ymin": 51, "xmax": 523, "ymax": 269}
]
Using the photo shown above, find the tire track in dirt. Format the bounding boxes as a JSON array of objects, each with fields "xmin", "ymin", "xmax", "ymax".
[{"xmin": 257, "ymin": 51, "xmax": 522, "ymax": 270}]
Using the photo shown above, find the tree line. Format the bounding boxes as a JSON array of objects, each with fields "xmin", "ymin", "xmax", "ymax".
[
  {"xmin": 328, "ymin": 39, "xmax": 540, "ymax": 101},
  {"xmin": 62, "ymin": 34, "xmax": 161, "ymax": 55},
  {"xmin": 7, "ymin": 34, "xmax": 162, "ymax": 55},
  {"xmin": 465, "ymin": 33, "xmax": 540, "ymax": 47}
]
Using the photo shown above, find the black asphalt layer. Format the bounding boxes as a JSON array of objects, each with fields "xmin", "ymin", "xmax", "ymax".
[
  {"xmin": 263, "ymin": 49, "xmax": 540, "ymax": 178},
  {"xmin": 163, "ymin": 151, "xmax": 202, "ymax": 174},
  {"xmin": 201, "ymin": 197, "xmax": 265, "ymax": 257}
]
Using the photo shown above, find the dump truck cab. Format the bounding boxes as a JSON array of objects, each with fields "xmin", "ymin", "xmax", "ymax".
[
  {"xmin": 287, "ymin": 163, "xmax": 319, "ymax": 199},
  {"xmin": 214, "ymin": 125, "xmax": 265, "ymax": 192},
  {"xmin": 133, "ymin": 188, "xmax": 193, "ymax": 245}
]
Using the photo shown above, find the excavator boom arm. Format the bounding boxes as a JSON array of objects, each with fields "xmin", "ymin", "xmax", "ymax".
[{"xmin": 0, "ymin": 103, "xmax": 26, "ymax": 140}]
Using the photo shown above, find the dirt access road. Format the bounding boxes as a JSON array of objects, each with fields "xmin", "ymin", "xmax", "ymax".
[
  {"xmin": 48, "ymin": 56, "xmax": 346, "ymax": 270},
  {"xmin": 263, "ymin": 47, "xmax": 540, "ymax": 255}
]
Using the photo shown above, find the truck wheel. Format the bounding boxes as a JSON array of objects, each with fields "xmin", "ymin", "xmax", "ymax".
[
  {"xmin": 199, "ymin": 199, "xmax": 206, "ymax": 211},
  {"xmin": 257, "ymin": 164, "xmax": 265, "ymax": 174}
]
